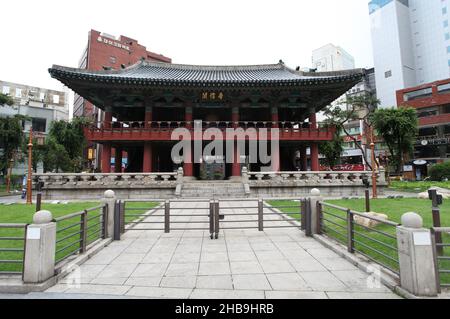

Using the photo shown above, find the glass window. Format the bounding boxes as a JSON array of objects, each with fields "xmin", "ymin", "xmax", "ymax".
[
  {"xmin": 445, "ymin": 20, "xmax": 449, "ymax": 28},
  {"xmin": 15, "ymin": 88, "xmax": 22, "ymax": 98},
  {"xmin": 2, "ymin": 86, "xmax": 10, "ymax": 95},
  {"xmin": 52, "ymin": 95, "xmax": 60, "ymax": 104},
  {"xmin": 438, "ymin": 83, "xmax": 450, "ymax": 93},
  {"xmin": 446, "ymin": 33, "xmax": 450, "ymax": 40},
  {"xmin": 444, "ymin": 7, "xmax": 448, "ymax": 15},
  {"xmin": 384, "ymin": 70, "xmax": 392, "ymax": 78},
  {"xmin": 403, "ymin": 88, "xmax": 433, "ymax": 101},
  {"xmin": 31, "ymin": 118, "xmax": 46, "ymax": 132}
]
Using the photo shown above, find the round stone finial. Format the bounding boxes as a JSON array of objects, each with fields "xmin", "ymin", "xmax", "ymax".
[
  {"xmin": 401, "ymin": 212, "xmax": 423, "ymax": 229},
  {"xmin": 33, "ymin": 210, "xmax": 53, "ymax": 224},
  {"xmin": 104, "ymin": 190, "xmax": 115, "ymax": 198},
  {"xmin": 310, "ymin": 188, "xmax": 321, "ymax": 196}
]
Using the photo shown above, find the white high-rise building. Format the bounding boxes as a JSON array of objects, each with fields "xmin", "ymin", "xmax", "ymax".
[
  {"xmin": 369, "ymin": 0, "xmax": 450, "ymax": 108},
  {"xmin": 312, "ymin": 43, "xmax": 355, "ymax": 72}
]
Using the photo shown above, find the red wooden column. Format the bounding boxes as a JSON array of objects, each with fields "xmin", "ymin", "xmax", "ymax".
[
  {"xmin": 309, "ymin": 111, "xmax": 320, "ymax": 171},
  {"xmin": 144, "ymin": 106, "xmax": 152, "ymax": 128},
  {"xmin": 310, "ymin": 144, "xmax": 320, "ymax": 171},
  {"xmin": 271, "ymin": 106, "xmax": 279, "ymax": 127},
  {"xmin": 231, "ymin": 107, "xmax": 241, "ymax": 178},
  {"xmin": 184, "ymin": 106, "xmax": 194, "ymax": 177},
  {"xmin": 300, "ymin": 146, "xmax": 307, "ymax": 171},
  {"xmin": 101, "ymin": 143, "xmax": 111, "ymax": 173},
  {"xmin": 115, "ymin": 147, "xmax": 122, "ymax": 173},
  {"xmin": 104, "ymin": 106, "xmax": 113, "ymax": 129},
  {"xmin": 143, "ymin": 143, "xmax": 152, "ymax": 172}
]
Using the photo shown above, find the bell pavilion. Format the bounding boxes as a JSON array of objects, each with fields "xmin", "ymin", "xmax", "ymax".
[{"xmin": 49, "ymin": 61, "xmax": 364, "ymax": 180}]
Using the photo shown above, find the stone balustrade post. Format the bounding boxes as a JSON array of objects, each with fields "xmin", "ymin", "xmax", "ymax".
[
  {"xmin": 101, "ymin": 190, "xmax": 116, "ymax": 239},
  {"xmin": 23, "ymin": 210, "xmax": 56, "ymax": 283},
  {"xmin": 396, "ymin": 212, "xmax": 439, "ymax": 297},
  {"xmin": 308, "ymin": 188, "xmax": 323, "ymax": 235}
]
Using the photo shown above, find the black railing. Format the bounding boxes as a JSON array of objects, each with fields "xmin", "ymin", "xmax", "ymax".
[
  {"xmin": 0, "ymin": 224, "xmax": 28, "ymax": 276},
  {"xmin": 318, "ymin": 202, "xmax": 400, "ymax": 275},
  {"xmin": 431, "ymin": 227, "xmax": 450, "ymax": 292},
  {"xmin": 53, "ymin": 204, "xmax": 107, "ymax": 264}
]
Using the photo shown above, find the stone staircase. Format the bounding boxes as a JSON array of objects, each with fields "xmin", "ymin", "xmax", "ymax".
[{"xmin": 179, "ymin": 181, "xmax": 248, "ymax": 198}]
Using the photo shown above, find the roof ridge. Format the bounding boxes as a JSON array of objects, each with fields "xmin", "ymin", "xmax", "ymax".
[{"xmin": 141, "ymin": 61, "xmax": 284, "ymax": 71}]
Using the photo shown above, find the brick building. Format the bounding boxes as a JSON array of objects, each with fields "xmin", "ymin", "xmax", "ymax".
[
  {"xmin": 73, "ymin": 30, "xmax": 171, "ymax": 169},
  {"xmin": 397, "ymin": 78, "xmax": 450, "ymax": 178}
]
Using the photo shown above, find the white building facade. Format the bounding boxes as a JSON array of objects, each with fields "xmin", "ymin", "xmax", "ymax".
[
  {"xmin": 369, "ymin": 0, "xmax": 450, "ymax": 108},
  {"xmin": 312, "ymin": 44, "xmax": 356, "ymax": 72}
]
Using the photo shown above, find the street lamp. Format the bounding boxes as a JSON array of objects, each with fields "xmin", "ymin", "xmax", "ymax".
[
  {"xmin": 370, "ymin": 141, "xmax": 378, "ymax": 199},
  {"xmin": 26, "ymin": 128, "xmax": 33, "ymax": 205}
]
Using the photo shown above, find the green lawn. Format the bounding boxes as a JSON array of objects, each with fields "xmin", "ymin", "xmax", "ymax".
[
  {"xmin": 270, "ymin": 198, "xmax": 450, "ymax": 287},
  {"xmin": 0, "ymin": 201, "xmax": 160, "ymax": 274},
  {"xmin": 389, "ymin": 180, "xmax": 450, "ymax": 193}
]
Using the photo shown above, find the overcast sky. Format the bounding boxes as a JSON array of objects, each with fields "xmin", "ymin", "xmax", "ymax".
[{"xmin": 1, "ymin": 0, "xmax": 374, "ymax": 110}]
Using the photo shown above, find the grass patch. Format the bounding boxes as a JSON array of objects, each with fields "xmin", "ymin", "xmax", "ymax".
[
  {"xmin": 270, "ymin": 197, "xmax": 450, "ymax": 286},
  {"xmin": 389, "ymin": 180, "xmax": 450, "ymax": 193},
  {"xmin": 0, "ymin": 202, "xmax": 100, "ymax": 273}
]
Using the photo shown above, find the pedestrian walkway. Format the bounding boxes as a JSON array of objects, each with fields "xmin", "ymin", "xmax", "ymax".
[{"xmin": 43, "ymin": 201, "xmax": 400, "ymax": 299}]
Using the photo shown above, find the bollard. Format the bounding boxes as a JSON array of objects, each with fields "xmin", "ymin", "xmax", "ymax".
[
  {"xmin": 101, "ymin": 190, "xmax": 116, "ymax": 239},
  {"xmin": 258, "ymin": 199, "xmax": 264, "ymax": 231},
  {"xmin": 23, "ymin": 210, "xmax": 56, "ymax": 283},
  {"xmin": 396, "ymin": 212, "xmax": 439, "ymax": 297},
  {"xmin": 164, "ymin": 200, "xmax": 170, "ymax": 233}
]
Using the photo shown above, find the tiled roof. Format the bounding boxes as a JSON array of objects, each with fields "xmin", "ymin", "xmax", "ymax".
[{"xmin": 49, "ymin": 61, "xmax": 364, "ymax": 87}]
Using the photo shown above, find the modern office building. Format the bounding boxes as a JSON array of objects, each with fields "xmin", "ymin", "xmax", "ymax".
[
  {"xmin": 0, "ymin": 80, "xmax": 69, "ymax": 174},
  {"xmin": 369, "ymin": 0, "xmax": 450, "ymax": 108},
  {"xmin": 312, "ymin": 44, "xmax": 355, "ymax": 73},
  {"xmin": 397, "ymin": 78, "xmax": 450, "ymax": 178}
]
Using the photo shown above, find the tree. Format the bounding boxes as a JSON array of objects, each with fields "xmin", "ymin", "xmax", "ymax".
[
  {"xmin": 322, "ymin": 93, "xmax": 380, "ymax": 170},
  {"xmin": 42, "ymin": 138, "xmax": 72, "ymax": 173},
  {"xmin": 42, "ymin": 117, "xmax": 88, "ymax": 172},
  {"xmin": 370, "ymin": 107, "xmax": 418, "ymax": 174},
  {"xmin": 0, "ymin": 93, "xmax": 14, "ymax": 106},
  {"xmin": 319, "ymin": 123, "xmax": 344, "ymax": 169},
  {"xmin": 0, "ymin": 116, "xmax": 25, "ymax": 176}
]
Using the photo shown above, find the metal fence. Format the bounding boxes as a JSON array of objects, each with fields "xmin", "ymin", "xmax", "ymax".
[
  {"xmin": 53, "ymin": 204, "xmax": 107, "ymax": 264},
  {"xmin": 0, "ymin": 224, "xmax": 28, "ymax": 277},
  {"xmin": 114, "ymin": 198, "xmax": 304, "ymax": 240},
  {"xmin": 318, "ymin": 201, "xmax": 400, "ymax": 275},
  {"xmin": 431, "ymin": 227, "xmax": 450, "ymax": 292}
]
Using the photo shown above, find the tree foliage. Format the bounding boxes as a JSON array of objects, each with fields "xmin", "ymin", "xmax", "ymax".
[
  {"xmin": 322, "ymin": 93, "xmax": 380, "ymax": 170},
  {"xmin": 0, "ymin": 116, "xmax": 24, "ymax": 175},
  {"xmin": 42, "ymin": 117, "xmax": 88, "ymax": 173},
  {"xmin": 0, "ymin": 93, "xmax": 14, "ymax": 106},
  {"xmin": 370, "ymin": 107, "xmax": 418, "ymax": 174},
  {"xmin": 319, "ymin": 122, "xmax": 344, "ymax": 169}
]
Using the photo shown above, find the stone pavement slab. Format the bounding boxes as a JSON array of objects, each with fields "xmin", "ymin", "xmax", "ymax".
[{"xmin": 38, "ymin": 200, "xmax": 400, "ymax": 299}]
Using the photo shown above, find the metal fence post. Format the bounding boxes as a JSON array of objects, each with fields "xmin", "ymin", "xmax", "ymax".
[
  {"xmin": 165, "ymin": 200, "xmax": 170, "ymax": 233},
  {"xmin": 35, "ymin": 193, "xmax": 42, "ymax": 212},
  {"xmin": 258, "ymin": 199, "xmax": 264, "ymax": 231},
  {"xmin": 209, "ymin": 200, "xmax": 215, "ymax": 239},
  {"xmin": 214, "ymin": 200, "xmax": 220, "ymax": 239},
  {"xmin": 80, "ymin": 210, "xmax": 88, "ymax": 254},
  {"xmin": 120, "ymin": 201, "xmax": 126, "ymax": 235},
  {"xmin": 305, "ymin": 198, "xmax": 312, "ymax": 237},
  {"xmin": 316, "ymin": 201, "xmax": 322, "ymax": 235},
  {"xmin": 113, "ymin": 200, "xmax": 121, "ymax": 241},
  {"xmin": 347, "ymin": 209, "xmax": 354, "ymax": 253},
  {"xmin": 429, "ymin": 189, "xmax": 443, "ymax": 255},
  {"xmin": 430, "ymin": 228, "xmax": 442, "ymax": 294},
  {"xmin": 102, "ymin": 204, "xmax": 108, "ymax": 239},
  {"xmin": 300, "ymin": 199, "xmax": 306, "ymax": 231},
  {"xmin": 365, "ymin": 189, "xmax": 370, "ymax": 212}
]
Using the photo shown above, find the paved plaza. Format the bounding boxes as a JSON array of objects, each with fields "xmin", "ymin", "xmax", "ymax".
[{"xmin": 43, "ymin": 201, "xmax": 400, "ymax": 299}]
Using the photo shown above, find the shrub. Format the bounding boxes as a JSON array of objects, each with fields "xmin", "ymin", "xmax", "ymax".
[{"xmin": 429, "ymin": 161, "xmax": 450, "ymax": 181}]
